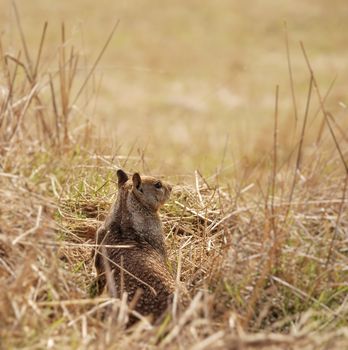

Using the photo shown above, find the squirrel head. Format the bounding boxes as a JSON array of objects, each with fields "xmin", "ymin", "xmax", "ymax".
[{"xmin": 132, "ymin": 172, "xmax": 172, "ymax": 211}]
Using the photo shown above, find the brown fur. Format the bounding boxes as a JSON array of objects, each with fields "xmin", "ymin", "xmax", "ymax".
[{"xmin": 94, "ymin": 170, "xmax": 175, "ymax": 324}]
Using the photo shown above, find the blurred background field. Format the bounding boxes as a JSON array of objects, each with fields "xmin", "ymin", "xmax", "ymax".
[
  {"xmin": 1, "ymin": 1, "xmax": 348, "ymax": 349},
  {"xmin": 1, "ymin": 0, "xmax": 347, "ymax": 174}
]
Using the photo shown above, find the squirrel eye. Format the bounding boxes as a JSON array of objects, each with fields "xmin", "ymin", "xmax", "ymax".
[{"xmin": 154, "ymin": 181, "xmax": 162, "ymax": 189}]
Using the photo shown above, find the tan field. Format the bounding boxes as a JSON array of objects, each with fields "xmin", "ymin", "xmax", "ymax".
[{"xmin": 0, "ymin": 1, "xmax": 347, "ymax": 349}]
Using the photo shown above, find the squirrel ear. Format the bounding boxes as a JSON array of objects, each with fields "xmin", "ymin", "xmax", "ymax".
[
  {"xmin": 117, "ymin": 169, "xmax": 129, "ymax": 187},
  {"xmin": 132, "ymin": 172, "xmax": 142, "ymax": 191}
]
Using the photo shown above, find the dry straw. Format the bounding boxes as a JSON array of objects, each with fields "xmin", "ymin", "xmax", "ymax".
[{"xmin": 0, "ymin": 5, "xmax": 347, "ymax": 350}]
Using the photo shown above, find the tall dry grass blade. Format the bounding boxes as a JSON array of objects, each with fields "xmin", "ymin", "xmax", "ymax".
[
  {"xmin": 33, "ymin": 21, "xmax": 48, "ymax": 79},
  {"xmin": 324, "ymin": 117, "xmax": 348, "ymax": 174},
  {"xmin": 68, "ymin": 47, "xmax": 79, "ymax": 93},
  {"xmin": 0, "ymin": 38, "xmax": 9, "ymax": 119},
  {"xmin": 325, "ymin": 173, "xmax": 348, "ymax": 268},
  {"xmin": 59, "ymin": 22, "xmax": 69, "ymax": 143},
  {"xmin": 8, "ymin": 83, "xmax": 39, "ymax": 143},
  {"xmin": 5, "ymin": 54, "xmax": 52, "ymax": 142},
  {"xmin": 122, "ymin": 139, "xmax": 138, "ymax": 169},
  {"xmin": 172, "ymin": 247, "xmax": 183, "ymax": 320},
  {"xmin": 243, "ymin": 249, "xmax": 272, "ymax": 329},
  {"xmin": 195, "ymin": 170, "xmax": 204, "ymax": 207},
  {"xmin": 327, "ymin": 112, "xmax": 348, "ymax": 144},
  {"xmin": 71, "ymin": 20, "xmax": 120, "ymax": 108},
  {"xmin": 49, "ymin": 73, "xmax": 60, "ymax": 147},
  {"xmin": 271, "ymin": 85, "xmax": 279, "ymax": 229},
  {"xmin": 0, "ymin": 45, "xmax": 19, "ymax": 129},
  {"xmin": 286, "ymin": 76, "xmax": 313, "ymax": 215},
  {"xmin": 284, "ymin": 22, "xmax": 298, "ymax": 126},
  {"xmin": 101, "ymin": 245, "xmax": 117, "ymax": 298},
  {"xmin": 11, "ymin": 0, "xmax": 33, "ymax": 79},
  {"xmin": 68, "ymin": 46, "xmax": 74, "ymax": 89},
  {"xmin": 197, "ymin": 169, "xmax": 212, "ymax": 190},
  {"xmin": 300, "ymin": 41, "xmax": 348, "ymax": 168},
  {"xmin": 300, "ymin": 42, "xmax": 347, "ymax": 173},
  {"xmin": 5, "ymin": 53, "xmax": 31, "ymax": 83},
  {"xmin": 278, "ymin": 75, "xmax": 337, "ymax": 173}
]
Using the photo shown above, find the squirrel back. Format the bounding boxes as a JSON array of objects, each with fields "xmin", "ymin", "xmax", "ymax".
[{"xmin": 94, "ymin": 170, "xmax": 175, "ymax": 324}]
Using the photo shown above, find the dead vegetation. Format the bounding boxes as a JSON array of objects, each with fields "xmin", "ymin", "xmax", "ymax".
[{"xmin": 0, "ymin": 4, "xmax": 348, "ymax": 350}]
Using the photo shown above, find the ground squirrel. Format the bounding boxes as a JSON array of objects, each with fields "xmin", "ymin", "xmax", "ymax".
[{"xmin": 94, "ymin": 169, "xmax": 175, "ymax": 324}]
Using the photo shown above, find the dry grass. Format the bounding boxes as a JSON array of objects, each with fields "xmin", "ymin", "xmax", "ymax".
[
  {"xmin": 1, "ymin": 2, "xmax": 348, "ymax": 349},
  {"xmin": 2, "ymin": 0, "xmax": 348, "ymax": 172}
]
